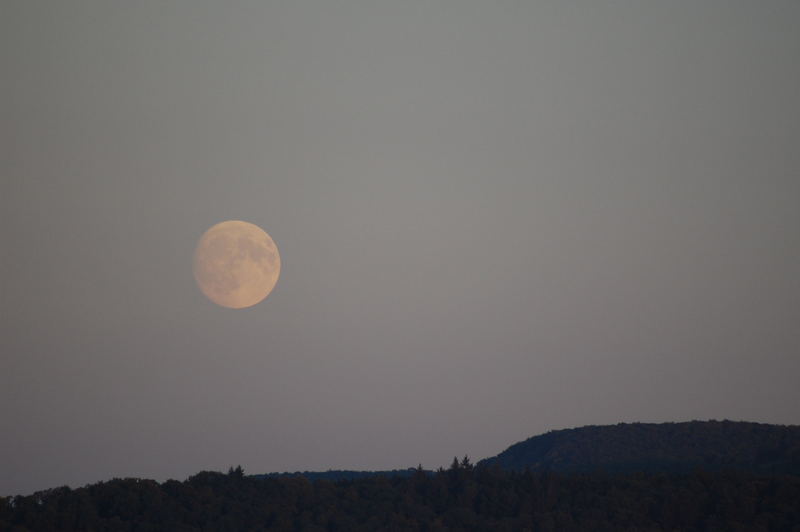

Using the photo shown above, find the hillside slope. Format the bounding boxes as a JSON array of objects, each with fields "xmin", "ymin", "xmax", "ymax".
[{"xmin": 479, "ymin": 420, "xmax": 800, "ymax": 474}]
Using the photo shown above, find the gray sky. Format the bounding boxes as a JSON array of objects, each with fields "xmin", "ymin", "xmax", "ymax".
[{"xmin": 2, "ymin": 0, "xmax": 799, "ymax": 496}]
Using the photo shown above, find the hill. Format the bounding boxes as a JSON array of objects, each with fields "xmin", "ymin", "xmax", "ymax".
[
  {"xmin": 251, "ymin": 468, "xmax": 428, "ymax": 482},
  {"xmin": 3, "ymin": 420, "xmax": 800, "ymax": 530},
  {"xmin": 480, "ymin": 420, "xmax": 800, "ymax": 474}
]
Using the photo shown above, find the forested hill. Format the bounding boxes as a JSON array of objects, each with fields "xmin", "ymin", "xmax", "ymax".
[
  {"xmin": 479, "ymin": 420, "xmax": 800, "ymax": 474},
  {"xmin": 3, "ymin": 421, "xmax": 800, "ymax": 530},
  {"xmin": 250, "ymin": 421, "xmax": 800, "ymax": 481}
]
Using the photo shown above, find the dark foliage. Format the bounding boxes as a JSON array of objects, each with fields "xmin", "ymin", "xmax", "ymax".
[
  {"xmin": 480, "ymin": 420, "xmax": 800, "ymax": 475},
  {"xmin": 2, "ymin": 464, "xmax": 800, "ymax": 531}
]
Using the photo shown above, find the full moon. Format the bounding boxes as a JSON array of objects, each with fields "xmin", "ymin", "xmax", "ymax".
[{"xmin": 193, "ymin": 220, "xmax": 280, "ymax": 309}]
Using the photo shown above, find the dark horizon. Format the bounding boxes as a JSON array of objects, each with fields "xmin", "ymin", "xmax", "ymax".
[
  {"xmin": 3, "ymin": 1, "xmax": 799, "ymax": 496},
  {"xmin": 8, "ymin": 418, "xmax": 800, "ymax": 494},
  {"xmin": 4, "ymin": 419, "xmax": 800, "ymax": 529}
]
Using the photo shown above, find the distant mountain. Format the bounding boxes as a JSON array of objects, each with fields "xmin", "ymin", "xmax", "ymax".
[
  {"xmin": 251, "ymin": 468, "xmax": 428, "ymax": 482},
  {"xmin": 479, "ymin": 420, "xmax": 800, "ymax": 474}
]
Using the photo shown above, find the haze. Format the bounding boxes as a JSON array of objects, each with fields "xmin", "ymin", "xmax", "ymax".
[{"xmin": 2, "ymin": 1, "xmax": 799, "ymax": 496}]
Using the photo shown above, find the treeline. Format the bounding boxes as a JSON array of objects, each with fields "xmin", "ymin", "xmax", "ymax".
[{"xmin": 2, "ymin": 461, "xmax": 799, "ymax": 531}]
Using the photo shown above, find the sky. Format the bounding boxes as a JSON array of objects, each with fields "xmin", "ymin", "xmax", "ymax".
[{"xmin": 2, "ymin": 0, "xmax": 799, "ymax": 496}]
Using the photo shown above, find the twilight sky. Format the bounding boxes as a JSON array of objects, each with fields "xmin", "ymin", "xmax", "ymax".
[{"xmin": 2, "ymin": 0, "xmax": 799, "ymax": 496}]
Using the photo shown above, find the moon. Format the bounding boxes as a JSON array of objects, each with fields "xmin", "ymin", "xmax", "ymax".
[{"xmin": 193, "ymin": 220, "xmax": 280, "ymax": 309}]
